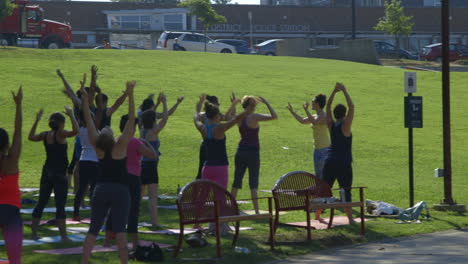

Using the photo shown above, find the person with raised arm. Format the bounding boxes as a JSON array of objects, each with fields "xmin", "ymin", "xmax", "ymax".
[
  {"xmin": 72, "ymin": 74, "xmax": 99, "ymax": 221},
  {"xmin": 103, "ymin": 114, "xmax": 157, "ymax": 250},
  {"xmin": 0, "ymin": 86, "xmax": 23, "ymax": 264},
  {"xmin": 28, "ymin": 106, "xmax": 79, "ymax": 242},
  {"xmin": 194, "ymin": 93, "xmax": 237, "ymax": 180},
  {"xmin": 231, "ymin": 96, "xmax": 277, "ymax": 214},
  {"xmin": 139, "ymin": 93, "xmax": 168, "ymax": 227},
  {"xmin": 287, "ymin": 94, "xmax": 330, "ymax": 179},
  {"xmin": 81, "ymin": 78, "xmax": 135, "ymax": 264},
  {"xmin": 137, "ymin": 93, "xmax": 184, "ymax": 129},
  {"xmin": 321, "ymin": 82, "xmax": 355, "ymax": 224}
]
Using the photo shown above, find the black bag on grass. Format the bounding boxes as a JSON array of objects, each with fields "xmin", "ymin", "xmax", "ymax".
[{"xmin": 133, "ymin": 242, "xmax": 164, "ymax": 262}]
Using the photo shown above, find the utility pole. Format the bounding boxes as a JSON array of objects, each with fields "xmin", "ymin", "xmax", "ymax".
[
  {"xmin": 434, "ymin": 0, "xmax": 466, "ymax": 213},
  {"xmin": 441, "ymin": 0, "xmax": 453, "ymax": 205},
  {"xmin": 351, "ymin": 0, "xmax": 356, "ymax": 39}
]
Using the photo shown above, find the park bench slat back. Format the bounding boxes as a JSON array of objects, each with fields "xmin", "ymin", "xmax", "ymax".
[
  {"xmin": 272, "ymin": 171, "xmax": 366, "ymax": 241},
  {"xmin": 175, "ymin": 180, "xmax": 274, "ymax": 258}
]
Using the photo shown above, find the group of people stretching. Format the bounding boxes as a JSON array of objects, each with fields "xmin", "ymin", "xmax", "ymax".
[{"xmin": 0, "ymin": 64, "xmax": 354, "ymax": 264}]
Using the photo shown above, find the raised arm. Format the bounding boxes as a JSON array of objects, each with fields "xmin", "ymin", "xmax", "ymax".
[
  {"xmin": 8, "ymin": 86, "xmax": 23, "ymax": 166},
  {"xmin": 118, "ymin": 81, "xmax": 136, "ymax": 145},
  {"xmin": 28, "ymin": 109, "xmax": 45, "ymax": 142},
  {"xmin": 57, "ymin": 69, "xmax": 81, "ymax": 108},
  {"xmin": 326, "ymin": 84, "xmax": 339, "ymax": 128},
  {"xmin": 167, "ymin": 96, "xmax": 184, "ymax": 116},
  {"xmin": 340, "ymin": 84, "xmax": 354, "ymax": 136},
  {"xmin": 62, "ymin": 106, "xmax": 79, "ymax": 138},
  {"xmin": 215, "ymin": 110, "xmax": 249, "ymax": 137},
  {"xmin": 223, "ymin": 92, "xmax": 237, "ymax": 121},
  {"xmin": 88, "ymin": 65, "xmax": 99, "ymax": 107},
  {"xmin": 253, "ymin": 96, "xmax": 278, "ymax": 122},
  {"xmin": 106, "ymin": 91, "xmax": 128, "ymax": 117},
  {"xmin": 80, "ymin": 74, "xmax": 99, "ymax": 147},
  {"xmin": 287, "ymin": 103, "xmax": 310, "ymax": 124},
  {"xmin": 193, "ymin": 111, "xmax": 206, "ymax": 137},
  {"xmin": 196, "ymin": 94, "xmax": 206, "ymax": 114},
  {"xmin": 155, "ymin": 94, "xmax": 168, "ymax": 134},
  {"xmin": 137, "ymin": 139, "xmax": 158, "ymax": 160}
]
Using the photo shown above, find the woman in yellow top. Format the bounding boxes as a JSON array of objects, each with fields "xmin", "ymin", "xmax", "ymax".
[{"xmin": 287, "ymin": 94, "xmax": 330, "ymax": 179}]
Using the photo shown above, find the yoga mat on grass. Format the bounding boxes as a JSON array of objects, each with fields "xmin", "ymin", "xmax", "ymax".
[
  {"xmin": 20, "ymin": 188, "xmax": 39, "ymax": 193},
  {"xmin": 0, "ymin": 234, "xmax": 102, "ymax": 246},
  {"xmin": 49, "ymin": 227, "xmax": 88, "ymax": 234},
  {"xmin": 20, "ymin": 206, "xmax": 90, "ymax": 214},
  {"xmin": 33, "ymin": 193, "xmax": 75, "ymax": 197},
  {"xmin": 283, "ymin": 216, "xmax": 368, "ymax": 230},
  {"xmin": 138, "ymin": 222, "xmax": 168, "ymax": 228},
  {"xmin": 0, "ymin": 258, "xmax": 8, "ymax": 264},
  {"xmin": 33, "ymin": 240, "xmax": 172, "ymax": 255},
  {"xmin": 139, "ymin": 226, "xmax": 254, "ymax": 235},
  {"xmin": 23, "ymin": 218, "xmax": 91, "ymax": 226},
  {"xmin": 241, "ymin": 210, "xmax": 287, "ymax": 216}
]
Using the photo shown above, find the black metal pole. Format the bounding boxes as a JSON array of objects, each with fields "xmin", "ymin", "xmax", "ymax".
[
  {"xmin": 352, "ymin": 0, "xmax": 356, "ymax": 39},
  {"xmin": 408, "ymin": 93, "xmax": 414, "ymax": 208},
  {"xmin": 441, "ymin": 0, "xmax": 454, "ymax": 204}
]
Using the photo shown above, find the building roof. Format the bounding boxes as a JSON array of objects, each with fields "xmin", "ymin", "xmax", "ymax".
[{"xmin": 34, "ymin": 1, "xmax": 468, "ymax": 33}]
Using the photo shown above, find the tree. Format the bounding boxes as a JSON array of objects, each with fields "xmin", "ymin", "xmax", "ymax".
[
  {"xmin": 0, "ymin": 0, "xmax": 15, "ymax": 21},
  {"xmin": 178, "ymin": 0, "xmax": 227, "ymax": 52},
  {"xmin": 111, "ymin": 0, "xmax": 179, "ymax": 4},
  {"xmin": 374, "ymin": 0, "xmax": 414, "ymax": 59},
  {"xmin": 213, "ymin": 0, "xmax": 232, "ymax": 4}
]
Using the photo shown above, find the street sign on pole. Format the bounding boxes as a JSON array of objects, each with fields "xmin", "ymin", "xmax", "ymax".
[
  {"xmin": 404, "ymin": 71, "xmax": 422, "ymax": 207},
  {"xmin": 405, "ymin": 72, "xmax": 417, "ymax": 93}
]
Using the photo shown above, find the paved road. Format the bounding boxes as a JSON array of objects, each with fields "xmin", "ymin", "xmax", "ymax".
[{"xmin": 267, "ymin": 228, "xmax": 468, "ymax": 264}]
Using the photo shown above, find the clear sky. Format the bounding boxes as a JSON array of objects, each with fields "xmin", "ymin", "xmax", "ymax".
[{"xmin": 75, "ymin": 0, "xmax": 261, "ymax": 5}]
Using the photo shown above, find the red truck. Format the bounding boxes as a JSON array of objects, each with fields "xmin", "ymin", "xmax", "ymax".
[{"xmin": 0, "ymin": 0, "xmax": 72, "ymax": 48}]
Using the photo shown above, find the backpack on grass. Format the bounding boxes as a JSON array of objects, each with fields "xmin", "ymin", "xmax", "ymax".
[{"xmin": 133, "ymin": 242, "xmax": 164, "ymax": 262}]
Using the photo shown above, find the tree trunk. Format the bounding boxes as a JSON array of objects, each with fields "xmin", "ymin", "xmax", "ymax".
[
  {"xmin": 204, "ymin": 27, "xmax": 207, "ymax": 52},
  {"xmin": 395, "ymin": 35, "xmax": 401, "ymax": 60}
]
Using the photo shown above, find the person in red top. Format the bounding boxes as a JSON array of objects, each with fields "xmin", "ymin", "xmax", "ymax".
[{"xmin": 0, "ymin": 86, "xmax": 23, "ymax": 264}]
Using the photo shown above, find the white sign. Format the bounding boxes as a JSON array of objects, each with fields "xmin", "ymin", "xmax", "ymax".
[{"xmin": 405, "ymin": 72, "xmax": 417, "ymax": 93}]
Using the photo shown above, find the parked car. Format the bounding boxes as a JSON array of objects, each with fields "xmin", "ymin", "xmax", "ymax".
[
  {"xmin": 420, "ymin": 43, "xmax": 468, "ymax": 62},
  {"xmin": 254, "ymin": 39, "xmax": 284, "ymax": 56},
  {"xmin": 373, "ymin": 41, "xmax": 419, "ymax": 60},
  {"xmin": 214, "ymin": 39, "xmax": 252, "ymax": 54},
  {"xmin": 157, "ymin": 31, "xmax": 236, "ymax": 53}
]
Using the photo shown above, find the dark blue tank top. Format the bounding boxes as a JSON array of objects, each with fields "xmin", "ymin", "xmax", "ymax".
[
  {"xmin": 204, "ymin": 123, "xmax": 228, "ymax": 166},
  {"xmin": 43, "ymin": 131, "xmax": 68, "ymax": 171},
  {"xmin": 141, "ymin": 129, "xmax": 160, "ymax": 162},
  {"xmin": 326, "ymin": 122, "xmax": 352, "ymax": 164}
]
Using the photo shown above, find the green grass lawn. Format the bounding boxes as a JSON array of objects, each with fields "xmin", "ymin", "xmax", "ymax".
[{"xmin": 0, "ymin": 48, "xmax": 467, "ymax": 263}]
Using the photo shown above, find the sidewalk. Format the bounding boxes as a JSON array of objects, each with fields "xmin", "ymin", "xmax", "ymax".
[{"xmin": 267, "ymin": 228, "xmax": 468, "ymax": 264}]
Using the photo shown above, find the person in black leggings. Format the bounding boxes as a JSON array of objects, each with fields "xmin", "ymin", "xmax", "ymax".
[
  {"xmin": 80, "ymin": 78, "xmax": 136, "ymax": 264},
  {"xmin": 28, "ymin": 106, "xmax": 79, "ymax": 242},
  {"xmin": 103, "ymin": 114, "xmax": 156, "ymax": 250}
]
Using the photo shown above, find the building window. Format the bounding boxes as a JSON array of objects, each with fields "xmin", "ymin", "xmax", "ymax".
[
  {"xmin": 110, "ymin": 15, "xmax": 151, "ymax": 30},
  {"xmin": 87, "ymin": 34, "xmax": 96, "ymax": 44},
  {"xmin": 164, "ymin": 14, "xmax": 183, "ymax": 31}
]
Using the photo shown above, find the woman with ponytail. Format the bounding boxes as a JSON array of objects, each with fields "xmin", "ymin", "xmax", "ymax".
[
  {"xmin": 28, "ymin": 106, "xmax": 79, "ymax": 241},
  {"xmin": 80, "ymin": 78, "xmax": 136, "ymax": 264},
  {"xmin": 194, "ymin": 95, "xmax": 251, "ymax": 188}
]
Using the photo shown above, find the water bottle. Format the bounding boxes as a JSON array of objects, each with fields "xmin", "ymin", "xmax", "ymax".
[
  {"xmin": 340, "ymin": 188, "xmax": 346, "ymax": 202},
  {"xmin": 234, "ymin": 247, "xmax": 250, "ymax": 254},
  {"xmin": 177, "ymin": 184, "xmax": 181, "ymax": 194}
]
